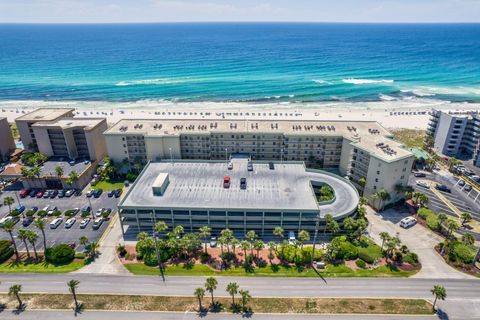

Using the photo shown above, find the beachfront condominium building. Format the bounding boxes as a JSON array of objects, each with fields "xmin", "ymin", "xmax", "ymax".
[
  {"xmin": 427, "ymin": 109, "xmax": 480, "ymax": 167},
  {"xmin": 0, "ymin": 117, "xmax": 16, "ymax": 161},
  {"xmin": 104, "ymin": 119, "xmax": 415, "ymax": 207},
  {"xmin": 15, "ymin": 108, "xmax": 75, "ymax": 152},
  {"xmin": 16, "ymin": 108, "xmax": 108, "ymax": 161}
]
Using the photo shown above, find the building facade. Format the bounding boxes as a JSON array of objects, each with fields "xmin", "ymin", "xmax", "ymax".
[
  {"xmin": 105, "ymin": 119, "xmax": 415, "ymax": 207},
  {"xmin": 0, "ymin": 117, "xmax": 15, "ymax": 161},
  {"xmin": 427, "ymin": 109, "xmax": 480, "ymax": 166},
  {"xmin": 15, "ymin": 108, "xmax": 75, "ymax": 152}
]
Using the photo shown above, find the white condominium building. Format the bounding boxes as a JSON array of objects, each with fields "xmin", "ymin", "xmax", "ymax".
[{"xmin": 105, "ymin": 119, "xmax": 414, "ymax": 207}]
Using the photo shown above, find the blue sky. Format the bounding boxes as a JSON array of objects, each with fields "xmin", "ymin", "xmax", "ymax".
[{"xmin": 0, "ymin": 0, "xmax": 479, "ymax": 23}]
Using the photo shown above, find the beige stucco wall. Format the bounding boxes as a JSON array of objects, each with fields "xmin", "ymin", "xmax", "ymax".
[
  {"xmin": 31, "ymin": 127, "xmax": 54, "ymax": 157},
  {"xmin": 0, "ymin": 118, "xmax": 15, "ymax": 160},
  {"xmin": 85, "ymin": 120, "xmax": 108, "ymax": 161}
]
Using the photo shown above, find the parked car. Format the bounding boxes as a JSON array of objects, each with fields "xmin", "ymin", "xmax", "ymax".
[
  {"xmin": 247, "ymin": 162, "xmax": 253, "ymax": 171},
  {"xmin": 86, "ymin": 189, "xmax": 94, "ymax": 198},
  {"xmin": 19, "ymin": 189, "xmax": 30, "ymax": 198},
  {"xmin": 416, "ymin": 180, "xmax": 429, "ymax": 188},
  {"xmin": 414, "ymin": 172, "xmax": 426, "ymax": 177},
  {"xmin": 81, "ymin": 206, "xmax": 91, "ymax": 214},
  {"xmin": 223, "ymin": 176, "xmax": 231, "ymax": 188},
  {"xmin": 41, "ymin": 205, "xmax": 50, "ymax": 212},
  {"xmin": 36, "ymin": 190, "xmax": 45, "ymax": 198},
  {"xmin": 95, "ymin": 208, "xmax": 104, "ymax": 217},
  {"xmin": 92, "ymin": 218, "xmax": 103, "ymax": 230},
  {"xmin": 58, "ymin": 190, "xmax": 66, "ymax": 198},
  {"xmin": 268, "ymin": 162, "xmax": 275, "ymax": 170},
  {"xmin": 400, "ymin": 216, "xmax": 417, "ymax": 228},
  {"xmin": 288, "ymin": 231, "xmax": 296, "ymax": 244},
  {"xmin": 464, "ymin": 184, "xmax": 473, "ymax": 192},
  {"xmin": 29, "ymin": 206, "xmax": 38, "ymax": 214},
  {"xmin": 29, "ymin": 189, "xmax": 37, "ymax": 197},
  {"xmin": 47, "ymin": 206, "xmax": 58, "ymax": 216},
  {"xmin": 0, "ymin": 216, "xmax": 19, "ymax": 227},
  {"xmin": 114, "ymin": 189, "xmax": 123, "ymax": 198},
  {"xmin": 227, "ymin": 161, "xmax": 233, "ymax": 170},
  {"xmin": 107, "ymin": 190, "xmax": 115, "ymax": 198},
  {"xmin": 65, "ymin": 189, "xmax": 75, "ymax": 197},
  {"xmin": 103, "ymin": 208, "xmax": 112, "ymax": 216},
  {"xmin": 43, "ymin": 190, "xmax": 51, "ymax": 198},
  {"xmin": 50, "ymin": 190, "xmax": 58, "ymax": 198},
  {"xmin": 240, "ymin": 177, "xmax": 247, "ymax": 189},
  {"xmin": 210, "ymin": 237, "xmax": 217, "ymax": 248},
  {"xmin": 15, "ymin": 205, "xmax": 26, "ymax": 213},
  {"xmin": 22, "ymin": 217, "xmax": 34, "ymax": 227},
  {"xmin": 436, "ymin": 184, "xmax": 451, "ymax": 193},
  {"xmin": 49, "ymin": 218, "xmax": 62, "ymax": 229},
  {"xmin": 80, "ymin": 217, "xmax": 91, "ymax": 229},
  {"xmin": 65, "ymin": 218, "xmax": 76, "ymax": 228},
  {"xmin": 93, "ymin": 189, "xmax": 103, "ymax": 198},
  {"xmin": 458, "ymin": 179, "xmax": 466, "ymax": 187}
]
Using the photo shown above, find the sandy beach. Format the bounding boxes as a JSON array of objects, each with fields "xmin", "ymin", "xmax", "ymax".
[{"xmin": 1, "ymin": 100, "xmax": 480, "ymax": 130}]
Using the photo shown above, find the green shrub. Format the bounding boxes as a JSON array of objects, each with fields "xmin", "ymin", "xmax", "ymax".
[
  {"xmin": 426, "ymin": 215, "xmax": 440, "ymax": 231},
  {"xmin": 81, "ymin": 211, "xmax": 90, "ymax": 218},
  {"xmin": 394, "ymin": 251, "xmax": 403, "ymax": 262},
  {"xmin": 10, "ymin": 210, "xmax": 20, "ymax": 217},
  {"xmin": 200, "ymin": 252, "xmax": 210, "ymax": 263},
  {"xmin": 448, "ymin": 242, "xmax": 474, "ymax": 264},
  {"xmin": 358, "ymin": 248, "xmax": 375, "ymax": 264},
  {"xmin": 117, "ymin": 244, "xmax": 127, "ymax": 257},
  {"xmin": 355, "ymin": 259, "xmax": 366, "ymax": 268},
  {"xmin": 418, "ymin": 207, "xmax": 434, "ymax": 220},
  {"xmin": 403, "ymin": 252, "xmax": 419, "ymax": 264},
  {"xmin": 278, "ymin": 245, "xmax": 323, "ymax": 264},
  {"xmin": 26, "ymin": 210, "xmax": 36, "ymax": 217},
  {"xmin": 0, "ymin": 240, "xmax": 14, "ymax": 263},
  {"xmin": 37, "ymin": 210, "xmax": 47, "ymax": 218},
  {"xmin": 126, "ymin": 172, "xmax": 138, "ymax": 182},
  {"xmin": 45, "ymin": 244, "xmax": 75, "ymax": 265},
  {"xmin": 75, "ymin": 252, "xmax": 86, "ymax": 259},
  {"xmin": 52, "ymin": 210, "xmax": 62, "ymax": 217},
  {"xmin": 143, "ymin": 253, "xmax": 158, "ymax": 266},
  {"xmin": 338, "ymin": 241, "xmax": 358, "ymax": 260},
  {"xmin": 64, "ymin": 210, "xmax": 76, "ymax": 217}
]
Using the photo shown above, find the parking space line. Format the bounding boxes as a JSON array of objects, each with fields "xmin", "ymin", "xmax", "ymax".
[{"xmin": 430, "ymin": 187, "xmax": 462, "ymax": 218}]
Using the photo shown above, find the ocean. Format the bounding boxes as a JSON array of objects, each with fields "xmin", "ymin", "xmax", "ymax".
[{"xmin": 0, "ymin": 23, "xmax": 479, "ymax": 108}]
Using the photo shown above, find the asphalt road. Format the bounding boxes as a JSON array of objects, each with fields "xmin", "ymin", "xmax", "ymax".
[
  {"xmin": 0, "ymin": 310, "xmax": 437, "ymax": 320},
  {"xmin": 0, "ymin": 275, "xmax": 478, "ymax": 319}
]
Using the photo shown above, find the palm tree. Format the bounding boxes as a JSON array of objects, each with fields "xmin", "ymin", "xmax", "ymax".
[
  {"xmin": 221, "ymin": 229, "xmax": 234, "ymax": 253},
  {"xmin": 239, "ymin": 289, "xmax": 251, "ymax": 311},
  {"xmin": 79, "ymin": 236, "xmax": 89, "ymax": 247},
  {"xmin": 417, "ymin": 194, "xmax": 429, "ymax": 208},
  {"xmin": 358, "ymin": 177, "xmax": 366, "ymax": 195},
  {"xmin": 34, "ymin": 218, "xmax": 47, "ymax": 251},
  {"xmin": 438, "ymin": 213, "xmax": 448, "ymax": 232},
  {"xmin": 298, "ymin": 230, "xmax": 310, "ymax": 249},
  {"xmin": 267, "ymin": 241, "xmax": 276, "ymax": 263},
  {"xmin": 88, "ymin": 241, "xmax": 99, "ymax": 260},
  {"xmin": 9, "ymin": 284, "xmax": 22, "ymax": 309},
  {"xmin": 343, "ymin": 217, "xmax": 356, "ymax": 234},
  {"xmin": 3, "ymin": 196, "xmax": 15, "ymax": 214},
  {"xmin": 379, "ymin": 232, "xmax": 390, "ymax": 251},
  {"xmin": 330, "ymin": 221, "xmax": 340, "ymax": 235},
  {"xmin": 2, "ymin": 220, "xmax": 19, "ymax": 260},
  {"xmin": 385, "ymin": 237, "xmax": 401, "ymax": 262},
  {"xmin": 324, "ymin": 214, "xmax": 334, "ymax": 235},
  {"xmin": 462, "ymin": 233, "xmax": 475, "ymax": 246},
  {"xmin": 376, "ymin": 189, "xmax": 391, "ymax": 211},
  {"xmin": 66, "ymin": 170, "xmax": 79, "ymax": 186},
  {"xmin": 230, "ymin": 238, "xmax": 240, "ymax": 256},
  {"xmin": 67, "ymin": 279, "xmax": 80, "ymax": 310},
  {"xmin": 430, "ymin": 285, "xmax": 446, "ymax": 312},
  {"xmin": 460, "ymin": 212, "xmax": 472, "ymax": 227},
  {"xmin": 253, "ymin": 240, "xmax": 264, "ymax": 258},
  {"xmin": 446, "ymin": 220, "xmax": 459, "ymax": 238},
  {"xmin": 194, "ymin": 287, "xmax": 205, "ymax": 311},
  {"xmin": 245, "ymin": 230, "xmax": 257, "ymax": 255},
  {"xmin": 18, "ymin": 229, "xmax": 31, "ymax": 259},
  {"xmin": 240, "ymin": 240, "xmax": 250, "ymax": 259},
  {"xmin": 204, "ymin": 277, "xmax": 218, "ymax": 305},
  {"xmin": 198, "ymin": 226, "xmax": 211, "ymax": 253},
  {"xmin": 358, "ymin": 196, "xmax": 368, "ymax": 207},
  {"xmin": 273, "ymin": 227, "xmax": 284, "ymax": 251},
  {"xmin": 26, "ymin": 230, "xmax": 39, "ymax": 261},
  {"xmin": 226, "ymin": 282, "xmax": 239, "ymax": 305},
  {"xmin": 55, "ymin": 165, "xmax": 64, "ymax": 178}
]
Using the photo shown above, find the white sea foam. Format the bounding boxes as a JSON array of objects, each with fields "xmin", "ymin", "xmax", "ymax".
[
  {"xmin": 379, "ymin": 94, "xmax": 396, "ymax": 101},
  {"xmin": 312, "ymin": 79, "xmax": 330, "ymax": 84},
  {"xmin": 115, "ymin": 78, "xmax": 187, "ymax": 86},
  {"xmin": 342, "ymin": 78, "xmax": 394, "ymax": 85}
]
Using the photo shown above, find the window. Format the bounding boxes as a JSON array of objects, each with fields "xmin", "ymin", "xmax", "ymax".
[
  {"xmin": 373, "ymin": 186, "xmax": 377, "ymax": 190},
  {"xmin": 377, "ymin": 171, "xmax": 380, "ymax": 175},
  {"xmin": 375, "ymin": 178, "xmax": 378, "ymax": 182},
  {"xmin": 401, "ymin": 175, "xmax": 405, "ymax": 179}
]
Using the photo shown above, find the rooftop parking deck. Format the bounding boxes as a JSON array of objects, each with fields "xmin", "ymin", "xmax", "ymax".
[{"xmin": 120, "ymin": 160, "xmax": 359, "ymax": 219}]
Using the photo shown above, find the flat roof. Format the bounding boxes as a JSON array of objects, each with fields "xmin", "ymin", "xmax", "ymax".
[
  {"xmin": 31, "ymin": 118, "xmax": 105, "ymax": 130},
  {"xmin": 40, "ymin": 160, "xmax": 90, "ymax": 177},
  {"xmin": 105, "ymin": 118, "xmax": 412, "ymax": 162},
  {"xmin": 15, "ymin": 108, "xmax": 74, "ymax": 122},
  {"xmin": 120, "ymin": 160, "xmax": 359, "ymax": 218}
]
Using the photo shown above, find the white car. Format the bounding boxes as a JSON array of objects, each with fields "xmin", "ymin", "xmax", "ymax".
[
  {"xmin": 227, "ymin": 162, "xmax": 233, "ymax": 170},
  {"xmin": 95, "ymin": 208, "xmax": 104, "ymax": 217},
  {"xmin": 47, "ymin": 206, "xmax": 58, "ymax": 216},
  {"xmin": 49, "ymin": 218, "xmax": 62, "ymax": 229},
  {"xmin": 416, "ymin": 180, "xmax": 429, "ymax": 188},
  {"xmin": 400, "ymin": 217, "xmax": 417, "ymax": 228},
  {"xmin": 65, "ymin": 218, "xmax": 76, "ymax": 228}
]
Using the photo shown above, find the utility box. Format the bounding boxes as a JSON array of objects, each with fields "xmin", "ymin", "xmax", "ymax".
[{"xmin": 152, "ymin": 172, "xmax": 169, "ymax": 196}]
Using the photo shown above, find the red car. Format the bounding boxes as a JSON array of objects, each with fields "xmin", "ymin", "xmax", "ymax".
[
  {"xmin": 19, "ymin": 189, "xmax": 30, "ymax": 198},
  {"xmin": 36, "ymin": 190, "xmax": 45, "ymax": 198},
  {"xmin": 223, "ymin": 176, "xmax": 231, "ymax": 188}
]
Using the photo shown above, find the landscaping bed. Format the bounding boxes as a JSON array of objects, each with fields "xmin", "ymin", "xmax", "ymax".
[{"xmin": 0, "ymin": 293, "xmax": 433, "ymax": 315}]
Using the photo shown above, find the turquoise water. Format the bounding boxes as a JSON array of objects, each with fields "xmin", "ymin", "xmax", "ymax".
[{"xmin": 0, "ymin": 23, "xmax": 479, "ymax": 104}]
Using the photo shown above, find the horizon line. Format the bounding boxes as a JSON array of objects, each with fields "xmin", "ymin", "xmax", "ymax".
[{"xmin": 1, "ymin": 21, "xmax": 480, "ymax": 25}]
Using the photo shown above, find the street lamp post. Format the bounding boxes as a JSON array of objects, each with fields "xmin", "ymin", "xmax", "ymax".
[
  {"xmin": 87, "ymin": 196, "xmax": 95, "ymax": 220},
  {"xmin": 14, "ymin": 191, "xmax": 21, "ymax": 206},
  {"xmin": 153, "ymin": 230, "xmax": 166, "ymax": 282},
  {"xmin": 281, "ymin": 148, "xmax": 284, "ymax": 163},
  {"xmin": 225, "ymin": 148, "xmax": 228, "ymax": 162}
]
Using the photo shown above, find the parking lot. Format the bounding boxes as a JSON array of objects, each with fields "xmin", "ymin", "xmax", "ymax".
[
  {"xmin": 409, "ymin": 172, "xmax": 479, "ymax": 221},
  {"xmin": 0, "ymin": 185, "xmax": 119, "ymax": 252}
]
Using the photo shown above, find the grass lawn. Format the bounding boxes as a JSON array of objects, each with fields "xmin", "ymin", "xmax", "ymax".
[
  {"xmin": 91, "ymin": 180, "xmax": 124, "ymax": 191},
  {"xmin": 390, "ymin": 128, "xmax": 426, "ymax": 149},
  {"xmin": 124, "ymin": 262, "xmax": 416, "ymax": 278},
  {"xmin": 0, "ymin": 260, "xmax": 85, "ymax": 273},
  {"xmin": 0, "ymin": 293, "xmax": 432, "ymax": 315}
]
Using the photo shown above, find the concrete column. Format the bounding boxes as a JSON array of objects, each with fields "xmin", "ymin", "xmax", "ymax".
[{"xmin": 135, "ymin": 209, "xmax": 140, "ymax": 233}]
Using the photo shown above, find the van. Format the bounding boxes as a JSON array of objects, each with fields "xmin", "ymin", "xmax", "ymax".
[
  {"xmin": 49, "ymin": 218, "xmax": 62, "ymax": 229},
  {"xmin": 400, "ymin": 217, "xmax": 417, "ymax": 229},
  {"xmin": 288, "ymin": 231, "xmax": 296, "ymax": 244}
]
